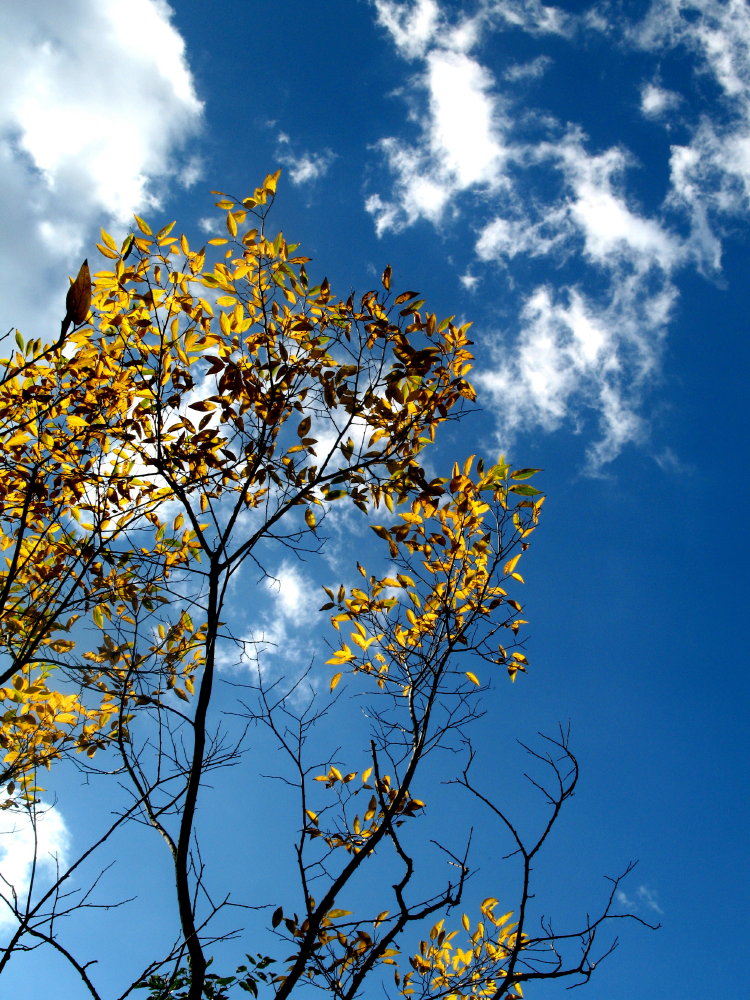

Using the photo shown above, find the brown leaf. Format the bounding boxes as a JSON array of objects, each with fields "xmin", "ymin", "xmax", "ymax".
[{"xmin": 61, "ymin": 259, "xmax": 91, "ymax": 337}]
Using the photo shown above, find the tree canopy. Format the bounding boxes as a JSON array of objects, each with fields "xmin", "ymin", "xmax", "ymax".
[{"xmin": 0, "ymin": 174, "xmax": 654, "ymax": 1000}]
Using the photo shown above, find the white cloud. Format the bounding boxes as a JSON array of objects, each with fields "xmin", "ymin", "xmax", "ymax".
[
  {"xmin": 276, "ymin": 133, "xmax": 335, "ymax": 186},
  {"xmin": 483, "ymin": 0, "xmax": 573, "ymax": 37},
  {"xmin": 476, "ymin": 206, "xmax": 570, "ymax": 261},
  {"xmin": 0, "ymin": 0, "xmax": 202, "ymax": 338},
  {"xmin": 373, "ymin": 0, "xmax": 571, "ymax": 62},
  {"xmin": 264, "ymin": 562, "xmax": 317, "ymax": 625},
  {"xmin": 373, "ymin": 0, "xmax": 443, "ymax": 59},
  {"xmin": 471, "ymin": 128, "xmax": 684, "ymax": 468},
  {"xmin": 366, "ymin": 148, "xmax": 451, "ymax": 234},
  {"xmin": 474, "ymin": 276, "xmax": 676, "ymax": 470},
  {"xmin": 366, "ymin": 2, "xmax": 578, "ymax": 240},
  {"xmin": 215, "ymin": 561, "xmax": 320, "ymax": 675},
  {"xmin": 635, "ymin": 0, "xmax": 750, "ymax": 261},
  {"xmin": 559, "ymin": 142, "xmax": 683, "ymax": 272},
  {"xmin": 427, "ymin": 50, "xmax": 508, "ymax": 187},
  {"xmin": 198, "ymin": 215, "xmax": 219, "ymax": 235},
  {"xmin": 368, "ymin": 0, "xmax": 749, "ymax": 467},
  {"xmin": 668, "ymin": 119, "xmax": 750, "ymax": 257},
  {"xmin": 0, "ymin": 803, "xmax": 70, "ymax": 931},
  {"xmin": 179, "ymin": 154, "xmax": 204, "ymax": 189},
  {"xmin": 653, "ymin": 446, "xmax": 693, "ymax": 475},
  {"xmin": 460, "ymin": 272, "xmax": 481, "ymax": 291},
  {"xmin": 616, "ymin": 883, "xmax": 664, "ymax": 916},
  {"xmin": 475, "ymin": 134, "xmax": 683, "ymax": 273},
  {"xmin": 684, "ymin": 0, "xmax": 750, "ymax": 99},
  {"xmin": 640, "ymin": 81, "xmax": 681, "ymax": 118},
  {"xmin": 503, "ymin": 55, "xmax": 551, "ymax": 81},
  {"xmin": 366, "ymin": 42, "xmax": 509, "ymax": 234}
]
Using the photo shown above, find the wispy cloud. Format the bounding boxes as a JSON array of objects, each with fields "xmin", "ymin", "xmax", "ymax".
[
  {"xmin": 560, "ymin": 141, "xmax": 683, "ymax": 272},
  {"xmin": 367, "ymin": 0, "xmax": 750, "ymax": 469},
  {"xmin": 482, "ymin": 0, "xmax": 573, "ymax": 37},
  {"xmin": 372, "ymin": 0, "xmax": 444, "ymax": 59},
  {"xmin": 474, "ymin": 277, "xmax": 676, "ymax": 469},
  {"xmin": 502, "ymin": 55, "xmax": 551, "ymax": 82},
  {"xmin": 616, "ymin": 883, "xmax": 664, "ymax": 917},
  {"xmin": 275, "ymin": 133, "xmax": 335, "ymax": 186},
  {"xmin": 216, "ymin": 561, "xmax": 320, "ymax": 675},
  {"xmin": 634, "ymin": 0, "xmax": 750, "ymax": 267}
]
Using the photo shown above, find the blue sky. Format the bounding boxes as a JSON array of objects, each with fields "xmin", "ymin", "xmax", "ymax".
[{"xmin": 0, "ymin": 1, "xmax": 747, "ymax": 997}]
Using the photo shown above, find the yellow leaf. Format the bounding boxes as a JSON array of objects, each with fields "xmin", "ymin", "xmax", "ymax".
[
  {"xmin": 305, "ymin": 508, "xmax": 317, "ymax": 529},
  {"xmin": 326, "ymin": 643, "xmax": 354, "ymax": 667},
  {"xmin": 134, "ymin": 214, "xmax": 152, "ymax": 236},
  {"xmin": 351, "ymin": 631, "xmax": 379, "ymax": 652},
  {"xmin": 100, "ymin": 228, "xmax": 118, "ymax": 251},
  {"xmin": 399, "ymin": 512, "xmax": 422, "ymax": 524},
  {"xmin": 330, "ymin": 672, "xmax": 343, "ymax": 691},
  {"xmin": 6, "ymin": 430, "xmax": 31, "ymax": 448},
  {"xmin": 264, "ymin": 170, "xmax": 280, "ymax": 194},
  {"xmin": 48, "ymin": 640, "xmax": 75, "ymax": 654},
  {"xmin": 503, "ymin": 554, "xmax": 521, "ymax": 576},
  {"xmin": 121, "ymin": 232, "xmax": 135, "ymax": 257},
  {"xmin": 465, "ymin": 672, "xmax": 480, "ymax": 686}
]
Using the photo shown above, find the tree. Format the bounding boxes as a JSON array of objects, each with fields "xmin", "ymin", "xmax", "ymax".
[{"xmin": 0, "ymin": 174, "xmax": 656, "ymax": 1000}]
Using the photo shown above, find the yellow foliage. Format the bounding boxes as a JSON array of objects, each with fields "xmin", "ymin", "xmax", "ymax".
[
  {"xmin": 0, "ymin": 180, "xmax": 544, "ymax": 1000},
  {"xmin": 398, "ymin": 903, "xmax": 528, "ymax": 1000}
]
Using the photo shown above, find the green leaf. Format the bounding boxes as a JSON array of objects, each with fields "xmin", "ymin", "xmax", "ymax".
[{"xmin": 509, "ymin": 484, "xmax": 543, "ymax": 496}]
